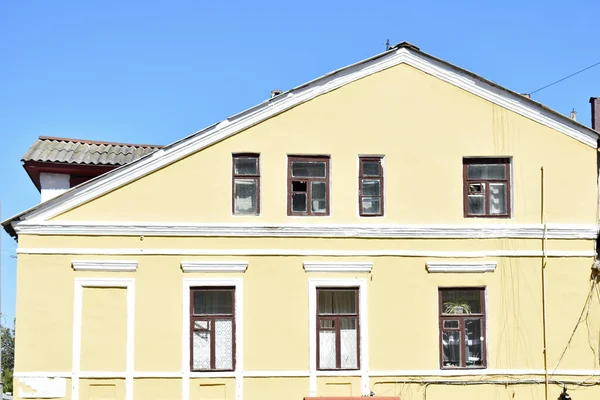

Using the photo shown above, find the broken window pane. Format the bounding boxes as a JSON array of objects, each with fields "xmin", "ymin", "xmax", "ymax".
[
  {"xmin": 234, "ymin": 179, "xmax": 257, "ymax": 214},
  {"xmin": 292, "ymin": 192, "xmax": 307, "ymax": 212},
  {"xmin": 489, "ymin": 183, "xmax": 507, "ymax": 214},
  {"xmin": 234, "ymin": 157, "xmax": 258, "ymax": 175},
  {"xmin": 193, "ymin": 290, "xmax": 233, "ymax": 315},
  {"xmin": 214, "ymin": 319, "xmax": 233, "ymax": 370},
  {"xmin": 292, "ymin": 161, "xmax": 326, "ymax": 178},
  {"xmin": 467, "ymin": 164, "xmax": 506, "ymax": 180},
  {"xmin": 442, "ymin": 331, "xmax": 461, "ymax": 367},
  {"xmin": 465, "ymin": 319, "xmax": 483, "ymax": 367},
  {"xmin": 362, "ymin": 161, "xmax": 380, "ymax": 176},
  {"xmin": 192, "ymin": 331, "xmax": 211, "ymax": 370},
  {"xmin": 361, "ymin": 197, "xmax": 380, "ymax": 214},
  {"xmin": 292, "ymin": 180, "xmax": 307, "ymax": 192},
  {"xmin": 362, "ymin": 180, "xmax": 380, "ymax": 196},
  {"xmin": 467, "ymin": 195, "xmax": 485, "ymax": 215}
]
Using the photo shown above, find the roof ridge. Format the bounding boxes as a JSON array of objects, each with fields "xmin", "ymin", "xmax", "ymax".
[{"xmin": 38, "ymin": 136, "xmax": 164, "ymax": 148}]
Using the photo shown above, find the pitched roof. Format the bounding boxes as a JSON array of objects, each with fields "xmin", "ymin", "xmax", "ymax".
[
  {"xmin": 3, "ymin": 42, "xmax": 599, "ymax": 238},
  {"xmin": 22, "ymin": 136, "xmax": 163, "ymax": 166}
]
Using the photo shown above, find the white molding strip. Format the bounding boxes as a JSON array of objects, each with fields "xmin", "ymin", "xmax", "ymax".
[
  {"xmin": 303, "ymin": 262, "xmax": 373, "ymax": 273},
  {"xmin": 308, "ymin": 278, "xmax": 369, "ymax": 396},
  {"xmin": 182, "ymin": 278, "xmax": 243, "ymax": 400},
  {"xmin": 9, "ymin": 46, "xmax": 597, "ymax": 227},
  {"xmin": 18, "ymin": 248, "xmax": 597, "ymax": 258},
  {"xmin": 72, "ymin": 278, "xmax": 135, "ymax": 400},
  {"xmin": 181, "ymin": 261, "xmax": 248, "ymax": 273},
  {"xmin": 72, "ymin": 260, "xmax": 138, "ymax": 272},
  {"xmin": 14, "ymin": 369, "xmax": 600, "ymax": 379},
  {"xmin": 13, "ymin": 222, "xmax": 599, "ymax": 240},
  {"xmin": 426, "ymin": 261, "xmax": 497, "ymax": 273}
]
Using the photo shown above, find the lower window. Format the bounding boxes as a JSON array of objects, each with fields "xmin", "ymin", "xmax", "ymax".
[
  {"xmin": 190, "ymin": 287, "xmax": 235, "ymax": 371},
  {"xmin": 439, "ymin": 288, "xmax": 486, "ymax": 368},
  {"xmin": 317, "ymin": 288, "xmax": 359, "ymax": 370}
]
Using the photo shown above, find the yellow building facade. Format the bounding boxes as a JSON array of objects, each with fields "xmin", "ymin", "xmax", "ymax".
[{"xmin": 4, "ymin": 43, "xmax": 600, "ymax": 400}]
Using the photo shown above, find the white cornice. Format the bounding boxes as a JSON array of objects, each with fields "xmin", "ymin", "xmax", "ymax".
[
  {"xmin": 303, "ymin": 262, "xmax": 373, "ymax": 273},
  {"xmin": 6, "ymin": 46, "xmax": 597, "ymax": 227},
  {"xmin": 18, "ymin": 248, "xmax": 596, "ymax": 258},
  {"xmin": 12, "ymin": 222, "xmax": 598, "ymax": 239},
  {"xmin": 180, "ymin": 261, "xmax": 248, "ymax": 273},
  {"xmin": 71, "ymin": 260, "xmax": 137, "ymax": 272},
  {"xmin": 426, "ymin": 261, "xmax": 497, "ymax": 273}
]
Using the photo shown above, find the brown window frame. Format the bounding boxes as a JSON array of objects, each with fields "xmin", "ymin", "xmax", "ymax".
[
  {"xmin": 232, "ymin": 153, "xmax": 260, "ymax": 215},
  {"xmin": 287, "ymin": 156, "xmax": 330, "ymax": 216},
  {"xmin": 316, "ymin": 288, "xmax": 360, "ymax": 371},
  {"xmin": 438, "ymin": 288, "xmax": 486, "ymax": 369},
  {"xmin": 358, "ymin": 157, "xmax": 384, "ymax": 216},
  {"xmin": 463, "ymin": 157, "xmax": 511, "ymax": 218},
  {"xmin": 190, "ymin": 287, "xmax": 236, "ymax": 372}
]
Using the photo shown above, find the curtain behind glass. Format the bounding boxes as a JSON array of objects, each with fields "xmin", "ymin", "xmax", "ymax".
[{"xmin": 318, "ymin": 290, "xmax": 357, "ymax": 314}]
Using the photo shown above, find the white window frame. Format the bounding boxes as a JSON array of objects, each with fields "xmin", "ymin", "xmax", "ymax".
[
  {"xmin": 308, "ymin": 278, "xmax": 369, "ymax": 396},
  {"xmin": 182, "ymin": 278, "xmax": 243, "ymax": 400}
]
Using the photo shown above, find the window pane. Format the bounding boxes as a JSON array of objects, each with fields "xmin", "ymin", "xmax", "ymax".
[
  {"xmin": 441, "ymin": 290, "xmax": 482, "ymax": 314},
  {"xmin": 442, "ymin": 331, "xmax": 461, "ymax": 367},
  {"xmin": 292, "ymin": 192, "xmax": 307, "ymax": 212},
  {"xmin": 467, "ymin": 164, "xmax": 506, "ymax": 180},
  {"xmin": 192, "ymin": 330, "xmax": 211, "ymax": 370},
  {"xmin": 234, "ymin": 179, "xmax": 258, "ymax": 214},
  {"xmin": 362, "ymin": 161, "xmax": 380, "ymax": 176},
  {"xmin": 319, "ymin": 330, "xmax": 336, "ymax": 369},
  {"xmin": 442, "ymin": 320, "xmax": 459, "ymax": 329},
  {"xmin": 311, "ymin": 181, "xmax": 327, "ymax": 213},
  {"xmin": 465, "ymin": 319, "xmax": 484, "ymax": 367},
  {"xmin": 234, "ymin": 157, "xmax": 258, "ymax": 175},
  {"xmin": 361, "ymin": 197, "xmax": 381, "ymax": 215},
  {"xmin": 194, "ymin": 320, "xmax": 210, "ymax": 330},
  {"xmin": 340, "ymin": 318, "xmax": 358, "ymax": 369},
  {"xmin": 489, "ymin": 183, "xmax": 507, "ymax": 215},
  {"xmin": 361, "ymin": 180, "xmax": 380, "ymax": 196},
  {"xmin": 292, "ymin": 180, "xmax": 307, "ymax": 192},
  {"xmin": 193, "ymin": 290, "xmax": 233, "ymax": 315},
  {"xmin": 292, "ymin": 161, "xmax": 326, "ymax": 177},
  {"xmin": 320, "ymin": 319, "xmax": 335, "ymax": 329},
  {"xmin": 215, "ymin": 319, "xmax": 233, "ymax": 370},
  {"xmin": 467, "ymin": 195, "xmax": 485, "ymax": 215},
  {"xmin": 318, "ymin": 290, "xmax": 357, "ymax": 314}
]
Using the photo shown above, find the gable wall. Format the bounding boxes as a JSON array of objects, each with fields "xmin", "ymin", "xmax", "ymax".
[{"xmin": 50, "ymin": 63, "xmax": 597, "ymax": 225}]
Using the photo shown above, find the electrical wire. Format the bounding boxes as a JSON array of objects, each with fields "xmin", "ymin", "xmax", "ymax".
[
  {"xmin": 550, "ymin": 279, "xmax": 598, "ymax": 377},
  {"xmin": 528, "ymin": 60, "xmax": 600, "ymax": 95}
]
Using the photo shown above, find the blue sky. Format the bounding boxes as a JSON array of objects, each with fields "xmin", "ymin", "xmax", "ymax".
[{"xmin": 1, "ymin": 0, "xmax": 599, "ymax": 326}]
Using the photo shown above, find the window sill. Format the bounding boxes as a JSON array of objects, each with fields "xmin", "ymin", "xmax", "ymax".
[
  {"xmin": 316, "ymin": 370, "xmax": 362, "ymax": 377},
  {"xmin": 188, "ymin": 371, "xmax": 236, "ymax": 378}
]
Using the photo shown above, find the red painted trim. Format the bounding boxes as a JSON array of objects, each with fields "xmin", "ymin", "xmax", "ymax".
[{"xmin": 23, "ymin": 161, "xmax": 117, "ymax": 191}]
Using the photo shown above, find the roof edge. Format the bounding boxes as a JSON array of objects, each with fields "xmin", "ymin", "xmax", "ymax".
[{"xmin": 3, "ymin": 44, "xmax": 599, "ymax": 237}]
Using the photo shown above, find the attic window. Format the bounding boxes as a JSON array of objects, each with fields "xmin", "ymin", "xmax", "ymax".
[
  {"xmin": 288, "ymin": 156, "xmax": 330, "ymax": 216},
  {"xmin": 463, "ymin": 158, "xmax": 511, "ymax": 218},
  {"xmin": 232, "ymin": 154, "xmax": 260, "ymax": 215}
]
